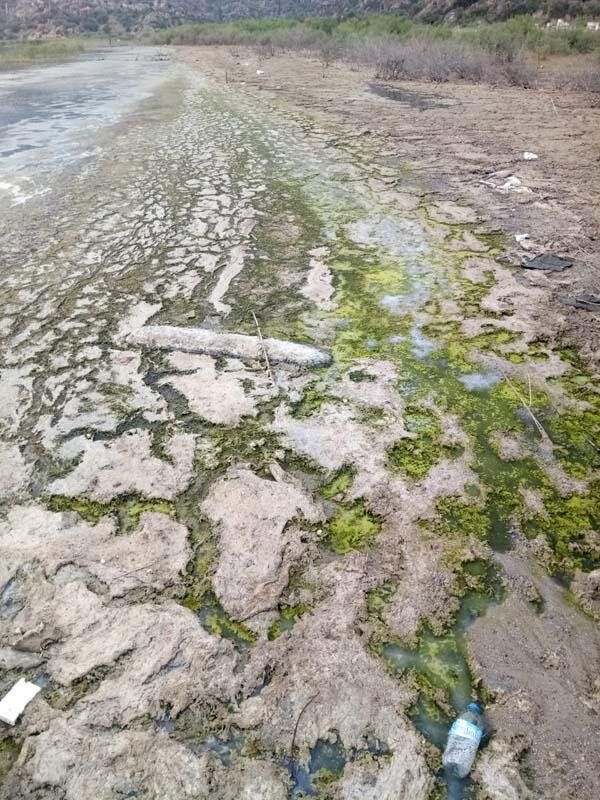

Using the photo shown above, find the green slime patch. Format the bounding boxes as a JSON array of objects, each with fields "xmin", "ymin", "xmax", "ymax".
[
  {"xmin": 182, "ymin": 592, "xmax": 257, "ymax": 649},
  {"xmin": 324, "ymin": 499, "xmax": 382, "ymax": 554},
  {"xmin": 387, "ymin": 404, "xmax": 462, "ymax": 481},
  {"xmin": 47, "ymin": 494, "xmax": 175, "ymax": 532},
  {"xmin": 268, "ymin": 603, "xmax": 311, "ymax": 640},
  {"xmin": 320, "ymin": 465, "xmax": 356, "ymax": 500}
]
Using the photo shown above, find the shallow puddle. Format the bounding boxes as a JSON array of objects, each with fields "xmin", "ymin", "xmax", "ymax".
[{"xmin": 368, "ymin": 83, "xmax": 451, "ymax": 110}]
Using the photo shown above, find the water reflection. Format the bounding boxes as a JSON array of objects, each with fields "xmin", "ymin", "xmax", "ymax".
[{"xmin": 0, "ymin": 47, "xmax": 173, "ymax": 206}]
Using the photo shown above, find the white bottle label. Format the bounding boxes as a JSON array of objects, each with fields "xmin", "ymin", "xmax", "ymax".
[{"xmin": 449, "ymin": 718, "xmax": 482, "ymax": 744}]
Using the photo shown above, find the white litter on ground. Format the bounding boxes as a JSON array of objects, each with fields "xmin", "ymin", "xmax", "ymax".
[
  {"xmin": 515, "ymin": 233, "xmax": 532, "ymax": 249},
  {"xmin": 523, "ymin": 152, "xmax": 539, "ymax": 160},
  {"xmin": 0, "ymin": 679, "xmax": 41, "ymax": 725},
  {"xmin": 481, "ymin": 172, "xmax": 532, "ymax": 194}
]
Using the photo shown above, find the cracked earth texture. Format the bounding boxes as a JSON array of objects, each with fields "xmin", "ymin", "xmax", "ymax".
[{"xmin": 0, "ymin": 46, "xmax": 599, "ymax": 800}]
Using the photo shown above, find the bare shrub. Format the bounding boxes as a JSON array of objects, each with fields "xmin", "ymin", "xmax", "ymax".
[
  {"xmin": 256, "ymin": 43, "xmax": 275, "ymax": 60},
  {"xmin": 556, "ymin": 66, "xmax": 600, "ymax": 93},
  {"xmin": 495, "ymin": 55, "xmax": 537, "ymax": 88},
  {"xmin": 319, "ymin": 38, "xmax": 341, "ymax": 69},
  {"xmin": 270, "ymin": 25, "xmax": 325, "ymax": 54},
  {"xmin": 368, "ymin": 38, "xmax": 536, "ymax": 87},
  {"xmin": 487, "ymin": 43, "xmax": 538, "ymax": 88}
]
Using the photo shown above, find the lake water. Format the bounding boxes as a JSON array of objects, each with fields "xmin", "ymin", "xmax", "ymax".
[{"xmin": 0, "ymin": 47, "xmax": 173, "ymax": 206}]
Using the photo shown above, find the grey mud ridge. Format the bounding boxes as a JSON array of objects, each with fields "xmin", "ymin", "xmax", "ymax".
[{"xmin": 1, "ymin": 61, "xmax": 599, "ymax": 800}]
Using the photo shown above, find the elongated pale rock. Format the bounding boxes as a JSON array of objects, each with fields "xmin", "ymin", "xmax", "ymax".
[
  {"xmin": 129, "ymin": 325, "xmax": 332, "ymax": 367},
  {"xmin": 0, "ymin": 679, "xmax": 41, "ymax": 725}
]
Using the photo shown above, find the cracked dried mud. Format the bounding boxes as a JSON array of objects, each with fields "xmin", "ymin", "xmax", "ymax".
[{"xmin": 0, "ymin": 45, "xmax": 599, "ymax": 800}]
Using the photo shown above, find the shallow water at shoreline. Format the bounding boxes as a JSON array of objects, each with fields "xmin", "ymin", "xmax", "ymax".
[{"xmin": 0, "ymin": 46, "xmax": 173, "ymax": 207}]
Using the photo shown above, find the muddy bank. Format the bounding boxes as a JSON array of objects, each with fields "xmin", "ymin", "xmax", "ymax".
[
  {"xmin": 183, "ymin": 46, "xmax": 600, "ymax": 369},
  {"xmin": 0, "ymin": 47, "xmax": 599, "ymax": 800}
]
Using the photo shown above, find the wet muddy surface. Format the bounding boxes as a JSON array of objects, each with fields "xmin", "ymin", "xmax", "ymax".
[
  {"xmin": 368, "ymin": 83, "xmax": 451, "ymax": 110},
  {"xmin": 0, "ymin": 47, "xmax": 172, "ymax": 205},
  {"xmin": 0, "ymin": 46, "xmax": 599, "ymax": 800}
]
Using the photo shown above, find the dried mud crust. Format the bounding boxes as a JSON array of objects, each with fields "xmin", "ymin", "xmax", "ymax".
[
  {"xmin": 0, "ymin": 51, "xmax": 599, "ymax": 800},
  {"xmin": 183, "ymin": 46, "xmax": 600, "ymax": 369}
]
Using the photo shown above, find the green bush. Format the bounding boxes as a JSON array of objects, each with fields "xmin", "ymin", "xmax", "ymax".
[
  {"xmin": 154, "ymin": 13, "xmax": 600, "ymax": 57},
  {"xmin": 0, "ymin": 38, "xmax": 84, "ymax": 67}
]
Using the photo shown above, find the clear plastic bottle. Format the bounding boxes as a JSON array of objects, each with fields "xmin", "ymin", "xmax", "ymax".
[{"xmin": 442, "ymin": 701, "xmax": 485, "ymax": 779}]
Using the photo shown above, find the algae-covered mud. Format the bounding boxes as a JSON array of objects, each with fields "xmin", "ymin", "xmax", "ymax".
[{"xmin": 0, "ymin": 48, "xmax": 599, "ymax": 800}]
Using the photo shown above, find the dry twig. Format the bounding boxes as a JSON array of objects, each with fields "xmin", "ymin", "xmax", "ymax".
[
  {"xmin": 290, "ymin": 693, "xmax": 318, "ymax": 761},
  {"xmin": 252, "ymin": 310, "xmax": 275, "ymax": 385},
  {"xmin": 502, "ymin": 371, "xmax": 550, "ymax": 442}
]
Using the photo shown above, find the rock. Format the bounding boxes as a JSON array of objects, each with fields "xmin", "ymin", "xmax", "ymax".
[
  {"xmin": 202, "ymin": 467, "xmax": 323, "ymax": 619},
  {"xmin": 127, "ymin": 324, "xmax": 332, "ymax": 367},
  {"xmin": 48, "ymin": 429, "xmax": 195, "ymax": 501}
]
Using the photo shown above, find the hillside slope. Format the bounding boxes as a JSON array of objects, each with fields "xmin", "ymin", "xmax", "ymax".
[{"xmin": 0, "ymin": 1, "xmax": 579, "ymax": 38}]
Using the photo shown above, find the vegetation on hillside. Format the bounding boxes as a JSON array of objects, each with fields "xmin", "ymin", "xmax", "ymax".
[
  {"xmin": 153, "ymin": 13, "xmax": 600, "ymax": 89},
  {"xmin": 154, "ymin": 13, "xmax": 600, "ymax": 57},
  {"xmin": 3, "ymin": 1, "xmax": 600, "ymax": 38}
]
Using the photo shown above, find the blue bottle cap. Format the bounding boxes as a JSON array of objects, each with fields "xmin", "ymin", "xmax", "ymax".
[{"xmin": 467, "ymin": 701, "xmax": 483, "ymax": 714}]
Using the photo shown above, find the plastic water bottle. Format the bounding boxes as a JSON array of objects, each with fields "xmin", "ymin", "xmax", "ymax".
[{"xmin": 442, "ymin": 701, "xmax": 485, "ymax": 779}]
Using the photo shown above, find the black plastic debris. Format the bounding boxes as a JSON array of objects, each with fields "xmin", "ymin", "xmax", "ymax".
[
  {"xmin": 561, "ymin": 294, "xmax": 600, "ymax": 312},
  {"xmin": 521, "ymin": 253, "xmax": 573, "ymax": 271}
]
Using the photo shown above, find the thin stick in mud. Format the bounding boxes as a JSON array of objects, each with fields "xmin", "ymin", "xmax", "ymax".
[
  {"xmin": 252, "ymin": 310, "xmax": 275, "ymax": 385},
  {"xmin": 290, "ymin": 693, "xmax": 318, "ymax": 763},
  {"xmin": 501, "ymin": 371, "xmax": 550, "ymax": 442}
]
